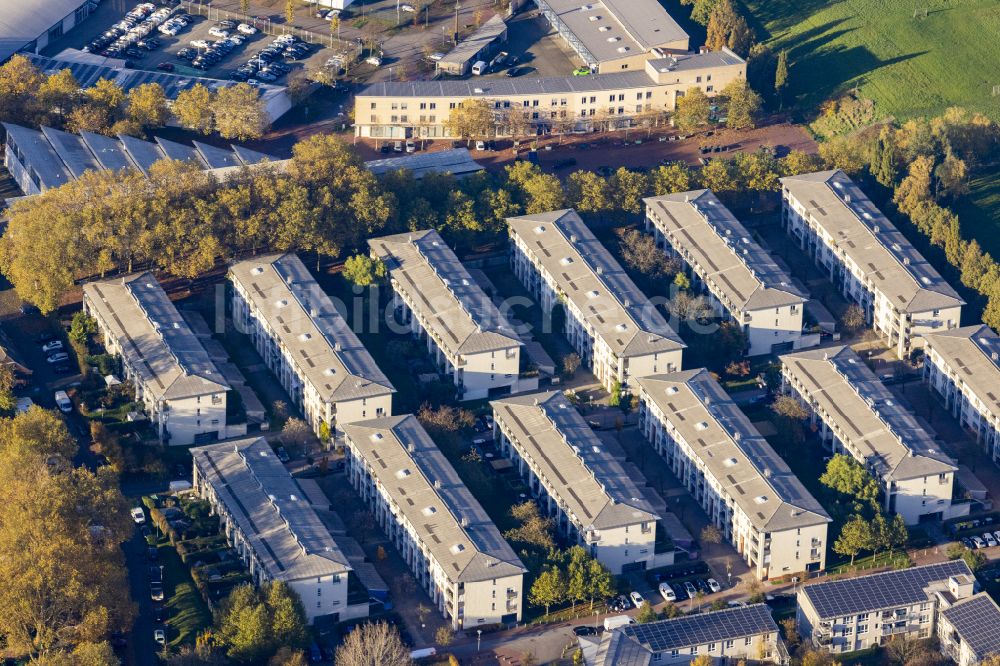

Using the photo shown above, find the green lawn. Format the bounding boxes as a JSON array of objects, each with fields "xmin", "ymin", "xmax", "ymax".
[
  {"xmin": 160, "ymin": 542, "xmax": 212, "ymax": 647},
  {"xmin": 743, "ymin": 0, "xmax": 1000, "ymax": 121},
  {"xmin": 953, "ymin": 169, "xmax": 1000, "ymax": 258}
]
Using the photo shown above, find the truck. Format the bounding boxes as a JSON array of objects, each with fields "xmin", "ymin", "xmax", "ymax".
[
  {"xmin": 603, "ymin": 614, "xmax": 635, "ymax": 632},
  {"xmin": 54, "ymin": 390, "xmax": 72, "ymax": 413}
]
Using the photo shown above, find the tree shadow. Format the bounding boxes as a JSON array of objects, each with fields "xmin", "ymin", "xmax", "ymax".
[{"xmin": 740, "ymin": 0, "xmax": 847, "ymax": 39}]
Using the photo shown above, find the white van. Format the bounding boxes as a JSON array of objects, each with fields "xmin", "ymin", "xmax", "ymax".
[
  {"xmin": 54, "ymin": 390, "xmax": 72, "ymax": 413},
  {"xmin": 471, "ymin": 60, "xmax": 488, "ymax": 75},
  {"xmin": 603, "ymin": 614, "xmax": 635, "ymax": 632}
]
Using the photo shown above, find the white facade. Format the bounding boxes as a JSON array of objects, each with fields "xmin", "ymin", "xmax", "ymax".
[
  {"xmin": 342, "ymin": 416, "xmax": 526, "ymax": 630},
  {"xmin": 645, "ymin": 191, "xmax": 808, "ymax": 357},
  {"xmin": 636, "ymin": 371, "xmax": 829, "ymax": 580},
  {"xmin": 781, "ymin": 170, "xmax": 963, "ymax": 359},
  {"xmin": 492, "ymin": 391, "xmax": 660, "ymax": 574},
  {"xmin": 508, "ymin": 209, "xmax": 684, "ymax": 393}
]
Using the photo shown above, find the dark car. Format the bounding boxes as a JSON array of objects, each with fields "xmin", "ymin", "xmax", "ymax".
[
  {"xmin": 506, "ymin": 66, "xmax": 527, "ymax": 77},
  {"xmin": 309, "ymin": 642, "xmax": 323, "ymax": 663},
  {"xmin": 573, "ymin": 625, "xmax": 597, "ymax": 636},
  {"xmin": 52, "ymin": 363, "xmax": 73, "ymax": 375},
  {"xmin": 554, "ymin": 157, "xmax": 577, "ymax": 169},
  {"xmin": 147, "ymin": 546, "xmax": 159, "ymax": 562},
  {"xmin": 156, "ymin": 62, "xmax": 175, "ymax": 72},
  {"xmin": 153, "ymin": 605, "xmax": 167, "ymax": 622},
  {"xmin": 149, "ymin": 566, "xmax": 163, "ymax": 583}
]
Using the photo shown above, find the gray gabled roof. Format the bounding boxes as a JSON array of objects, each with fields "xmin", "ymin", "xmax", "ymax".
[
  {"xmin": 781, "ymin": 346, "xmax": 956, "ymax": 481},
  {"xmin": 363, "ymin": 148, "xmax": 484, "ymax": 179},
  {"xmin": 228, "ymin": 253, "xmax": 395, "ymax": 404},
  {"xmin": 802, "ymin": 560, "xmax": 972, "ymax": 619},
  {"xmin": 941, "ymin": 593, "xmax": 1000, "ymax": 660},
  {"xmin": 83, "ymin": 273, "xmax": 229, "ymax": 401},
  {"xmin": 0, "ymin": 0, "xmax": 89, "ymax": 61},
  {"xmin": 359, "ymin": 70, "xmax": 659, "ymax": 98},
  {"xmin": 370, "ymin": 229, "xmax": 522, "ymax": 358},
  {"xmin": 645, "ymin": 190, "xmax": 806, "ymax": 312},
  {"xmin": 2, "ymin": 122, "xmax": 72, "ymax": 190},
  {"xmin": 491, "ymin": 391, "xmax": 658, "ymax": 530},
  {"xmin": 636, "ymin": 370, "xmax": 829, "ymax": 533},
  {"xmin": 438, "ymin": 13, "xmax": 507, "ymax": 67},
  {"xmin": 507, "ymin": 209, "xmax": 685, "ymax": 359},
  {"xmin": 341, "ymin": 415, "xmax": 526, "ymax": 584},
  {"xmin": 622, "ymin": 604, "xmax": 777, "ymax": 653},
  {"xmin": 923, "ymin": 324, "xmax": 1000, "ymax": 420},
  {"xmin": 780, "ymin": 170, "xmax": 963, "ymax": 314}
]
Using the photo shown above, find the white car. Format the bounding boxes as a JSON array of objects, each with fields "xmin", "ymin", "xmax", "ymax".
[
  {"xmin": 154, "ymin": 629, "xmax": 165, "ymax": 645},
  {"xmin": 405, "ymin": 139, "xmax": 416, "ymax": 153},
  {"xmin": 985, "ymin": 533, "xmax": 998, "ymax": 548},
  {"xmin": 324, "ymin": 9, "xmax": 341, "ymax": 19},
  {"xmin": 208, "ymin": 27, "xmax": 230, "ymax": 38},
  {"xmin": 428, "ymin": 52, "xmax": 445, "ymax": 61},
  {"xmin": 237, "ymin": 23, "xmax": 258, "ymax": 35},
  {"xmin": 46, "ymin": 352, "xmax": 69, "ymax": 364},
  {"xmin": 475, "ymin": 140, "xmax": 486, "ymax": 151},
  {"xmin": 401, "ymin": 4, "xmax": 416, "ymax": 11},
  {"xmin": 684, "ymin": 581, "xmax": 697, "ymax": 598},
  {"xmin": 189, "ymin": 39, "xmax": 210, "ymax": 49},
  {"xmin": 971, "ymin": 535, "xmax": 986, "ymax": 549},
  {"xmin": 41, "ymin": 340, "xmax": 63, "ymax": 353},
  {"xmin": 131, "ymin": 507, "xmax": 146, "ymax": 524},
  {"xmin": 629, "ymin": 591, "xmax": 645, "ymax": 607},
  {"xmin": 707, "ymin": 578, "xmax": 721, "ymax": 593},
  {"xmin": 365, "ymin": 55, "xmax": 382, "ymax": 66},
  {"xmin": 658, "ymin": 582, "xmax": 676, "ymax": 603}
]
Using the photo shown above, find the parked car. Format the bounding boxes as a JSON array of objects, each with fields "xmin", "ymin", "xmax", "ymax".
[
  {"xmin": 365, "ymin": 55, "xmax": 383, "ymax": 66},
  {"xmin": 41, "ymin": 339, "xmax": 63, "ymax": 354},
  {"xmin": 971, "ymin": 536, "xmax": 985, "ymax": 549},
  {"xmin": 46, "ymin": 352, "xmax": 69, "ymax": 364},
  {"xmin": 629, "ymin": 591, "xmax": 645, "ymax": 607},
  {"xmin": 147, "ymin": 546, "xmax": 159, "ymax": 562},
  {"xmin": 156, "ymin": 62, "xmax": 174, "ymax": 72},
  {"xmin": 658, "ymin": 582, "xmax": 677, "ymax": 602},
  {"xmin": 428, "ymin": 52, "xmax": 445, "ymax": 61},
  {"xmin": 573, "ymin": 625, "xmax": 597, "ymax": 636},
  {"xmin": 684, "ymin": 581, "xmax": 697, "ymax": 598},
  {"xmin": 985, "ymin": 533, "xmax": 998, "ymax": 548},
  {"xmin": 276, "ymin": 446, "xmax": 290, "ymax": 463},
  {"xmin": 573, "ymin": 66, "xmax": 591, "ymax": 76},
  {"xmin": 149, "ymin": 566, "xmax": 163, "ymax": 583},
  {"xmin": 309, "ymin": 642, "xmax": 323, "ymax": 663},
  {"xmin": 130, "ymin": 507, "xmax": 146, "ymax": 524},
  {"xmin": 52, "ymin": 363, "xmax": 73, "ymax": 375},
  {"xmin": 401, "ymin": 3, "xmax": 416, "ymax": 11},
  {"xmin": 475, "ymin": 140, "xmax": 486, "ymax": 151},
  {"xmin": 506, "ymin": 66, "xmax": 528, "ymax": 77},
  {"xmin": 54, "ymin": 390, "xmax": 72, "ymax": 413},
  {"xmin": 237, "ymin": 23, "xmax": 258, "ymax": 35},
  {"xmin": 707, "ymin": 578, "xmax": 721, "ymax": 593},
  {"xmin": 153, "ymin": 629, "xmax": 165, "ymax": 645},
  {"xmin": 405, "ymin": 139, "xmax": 416, "ymax": 153},
  {"xmin": 150, "ymin": 584, "xmax": 164, "ymax": 601}
]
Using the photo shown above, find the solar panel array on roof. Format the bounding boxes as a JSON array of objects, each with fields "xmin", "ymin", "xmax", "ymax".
[
  {"xmin": 622, "ymin": 604, "xmax": 776, "ymax": 652},
  {"xmin": 803, "ymin": 560, "xmax": 971, "ymax": 619},
  {"xmin": 941, "ymin": 593, "xmax": 1000, "ymax": 659}
]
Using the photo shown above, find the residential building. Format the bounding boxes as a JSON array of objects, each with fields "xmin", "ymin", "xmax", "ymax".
[
  {"xmin": 191, "ymin": 437, "xmax": 360, "ymax": 623},
  {"xmin": 636, "ymin": 370, "xmax": 830, "ymax": 580},
  {"xmin": 507, "ymin": 209, "xmax": 685, "ymax": 392},
  {"xmin": 341, "ymin": 415, "xmax": 526, "ymax": 629},
  {"xmin": 491, "ymin": 391, "xmax": 660, "ymax": 574},
  {"xmin": 922, "ymin": 325, "xmax": 1000, "ymax": 463},
  {"xmin": 781, "ymin": 170, "xmax": 963, "ymax": 358},
  {"xmin": 645, "ymin": 190, "xmax": 809, "ymax": 356},
  {"xmin": 579, "ymin": 604, "xmax": 783, "ymax": 665},
  {"xmin": 0, "ymin": 1, "xmax": 95, "ymax": 64},
  {"xmin": 2, "ymin": 122, "xmax": 275, "ymax": 196},
  {"xmin": 229, "ymin": 253, "xmax": 395, "ymax": 438},
  {"xmin": 370, "ymin": 230, "xmax": 528, "ymax": 401},
  {"xmin": 535, "ymin": 0, "xmax": 689, "ymax": 73},
  {"xmin": 796, "ymin": 560, "xmax": 974, "ymax": 653},
  {"xmin": 353, "ymin": 49, "xmax": 744, "ymax": 139},
  {"xmin": 939, "ymin": 592, "xmax": 1000, "ymax": 666},
  {"xmin": 83, "ymin": 273, "xmax": 240, "ymax": 446},
  {"xmin": 780, "ymin": 346, "xmax": 964, "ymax": 525},
  {"xmin": 436, "ymin": 14, "xmax": 507, "ymax": 76}
]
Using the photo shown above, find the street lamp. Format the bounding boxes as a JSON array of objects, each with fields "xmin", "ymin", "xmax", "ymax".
[{"xmin": 477, "ymin": 629, "xmax": 482, "ymax": 652}]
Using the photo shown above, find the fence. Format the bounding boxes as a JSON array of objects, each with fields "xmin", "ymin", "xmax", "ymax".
[{"xmin": 180, "ymin": 1, "xmax": 361, "ymax": 61}]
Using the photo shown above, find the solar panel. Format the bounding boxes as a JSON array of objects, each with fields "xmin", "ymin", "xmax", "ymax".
[
  {"xmin": 941, "ymin": 594, "xmax": 1000, "ymax": 659},
  {"xmin": 621, "ymin": 604, "xmax": 775, "ymax": 652}
]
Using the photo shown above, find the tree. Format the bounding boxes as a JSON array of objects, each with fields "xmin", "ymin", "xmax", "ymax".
[
  {"xmin": 650, "ymin": 162, "xmax": 695, "ymax": 195},
  {"xmin": 820, "ymin": 454, "xmax": 880, "ymax": 507},
  {"xmin": 126, "ymin": 83, "xmax": 169, "ymax": 131},
  {"xmin": 334, "ymin": 622, "xmax": 412, "ymax": 666},
  {"xmin": 0, "ymin": 54, "xmax": 44, "ymax": 123},
  {"xmin": 444, "ymin": 99, "xmax": 496, "ymax": 144},
  {"xmin": 173, "ymin": 84, "xmax": 215, "ymax": 134},
  {"xmin": 562, "ymin": 352, "xmax": 581, "ymax": 378},
  {"xmin": 870, "ymin": 126, "xmax": 898, "ymax": 188},
  {"xmin": 833, "ymin": 515, "xmax": 873, "ymax": 565},
  {"xmin": 674, "ymin": 87, "xmax": 711, "ymax": 132},
  {"xmin": 774, "ymin": 49, "xmax": 789, "ymax": 103},
  {"xmin": 962, "ymin": 547, "xmax": 987, "ymax": 572},
  {"xmin": 700, "ymin": 524, "xmax": 723, "ymax": 545},
  {"xmin": 213, "ymin": 84, "xmax": 270, "ymax": 141},
  {"xmin": 609, "ymin": 380, "xmax": 623, "ymax": 407},
  {"xmin": 343, "ymin": 255, "xmax": 387, "ymax": 287},
  {"xmin": 609, "ymin": 167, "xmax": 650, "ymax": 215},
  {"xmin": 691, "ymin": 656, "xmax": 714, "ymax": 666},
  {"xmin": 0, "ymin": 364, "xmax": 15, "ymax": 414},
  {"xmin": 936, "ymin": 150, "xmax": 969, "ymax": 198},
  {"xmin": 839, "ymin": 304, "xmax": 866, "ymax": 333},
  {"xmin": 883, "ymin": 514, "xmax": 909, "ymax": 557},
  {"xmin": 528, "ymin": 566, "xmax": 566, "ymax": 616},
  {"xmin": 723, "ymin": 80, "xmax": 762, "ymax": 130},
  {"xmin": 566, "ymin": 170, "xmax": 611, "ymax": 214},
  {"xmin": 269, "ymin": 647, "xmax": 308, "ymax": 666},
  {"xmin": 635, "ymin": 601, "xmax": 658, "ymax": 623},
  {"xmin": 70, "ymin": 311, "xmax": 98, "ymax": 345},
  {"xmin": 285, "ymin": 0, "xmax": 296, "ymax": 23},
  {"xmin": 771, "ymin": 395, "xmax": 809, "ymax": 421},
  {"xmin": 434, "ymin": 626, "xmax": 455, "ymax": 647},
  {"xmin": 893, "ymin": 155, "xmax": 935, "ymax": 216},
  {"xmin": 779, "ymin": 150, "xmax": 823, "ymax": 176},
  {"xmin": 217, "ymin": 585, "xmax": 273, "ymax": 663},
  {"xmin": 265, "ymin": 582, "xmax": 309, "ymax": 650},
  {"xmin": 505, "ymin": 501, "xmax": 555, "ymax": 550},
  {"xmin": 37, "ymin": 69, "xmax": 81, "ymax": 122},
  {"xmin": 616, "ymin": 228, "xmax": 678, "ymax": 279}
]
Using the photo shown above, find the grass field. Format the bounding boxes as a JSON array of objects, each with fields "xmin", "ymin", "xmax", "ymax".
[
  {"xmin": 741, "ymin": 0, "xmax": 1000, "ymax": 121},
  {"xmin": 954, "ymin": 172, "xmax": 1000, "ymax": 258}
]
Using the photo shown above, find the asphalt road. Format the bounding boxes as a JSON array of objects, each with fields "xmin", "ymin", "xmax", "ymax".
[{"xmin": 124, "ymin": 527, "xmax": 159, "ymax": 666}]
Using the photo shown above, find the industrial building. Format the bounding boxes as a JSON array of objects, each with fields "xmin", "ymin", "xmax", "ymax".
[{"xmin": 0, "ymin": 1, "xmax": 96, "ymax": 64}]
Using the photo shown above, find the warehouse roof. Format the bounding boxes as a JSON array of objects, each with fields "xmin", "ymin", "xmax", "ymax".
[
  {"xmin": 537, "ymin": 0, "xmax": 687, "ymax": 65},
  {"xmin": 645, "ymin": 190, "xmax": 806, "ymax": 312},
  {"xmin": 507, "ymin": 209, "xmax": 684, "ymax": 358},
  {"xmin": 83, "ymin": 273, "xmax": 229, "ymax": 401},
  {"xmin": 802, "ymin": 561, "xmax": 971, "ymax": 619},
  {"xmin": 781, "ymin": 170, "xmax": 963, "ymax": 314},
  {"xmin": 0, "ymin": 0, "xmax": 89, "ymax": 62},
  {"xmin": 636, "ymin": 370, "xmax": 829, "ymax": 533},
  {"xmin": 342, "ymin": 415, "xmax": 526, "ymax": 584},
  {"xmin": 370, "ymin": 230, "xmax": 522, "ymax": 358},
  {"xmin": 781, "ymin": 346, "xmax": 956, "ymax": 481},
  {"xmin": 192, "ymin": 437, "xmax": 351, "ymax": 582},
  {"xmin": 229, "ymin": 254, "xmax": 395, "ymax": 404},
  {"xmin": 491, "ymin": 391, "xmax": 658, "ymax": 531},
  {"xmin": 923, "ymin": 325, "xmax": 1000, "ymax": 419}
]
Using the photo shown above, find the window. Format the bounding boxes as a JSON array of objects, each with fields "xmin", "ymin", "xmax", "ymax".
[
  {"xmin": 706, "ymin": 86, "xmax": 714, "ymax": 92},
  {"xmin": 420, "ymin": 102, "xmax": 427, "ymax": 110},
  {"xmin": 696, "ymin": 76, "xmax": 702, "ymax": 83},
  {"xmin": 745, "ymin": 637, "xmax": 752, "ymax": 646},
  {"xmin": 317, "ymin": 601, "xmax": 321, "ymax": 608},
  {"xmin": 430, "ymin": 102, "xmax": 436, "ymax": 109},
  {"xmin": 858, "ymin": 624, "xmax": 868, "ymax": 634},
  {"xmin": 709, "ymin": 643, "xmax": 716, "ymax": 652}
]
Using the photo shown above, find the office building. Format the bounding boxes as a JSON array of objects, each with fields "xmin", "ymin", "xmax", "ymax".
[
  {"xmin": 508, "ymin": 209, "xmax": 685, "ymax": 392},
  {"xmin": 491, "ymin": 391, "xmax": 660, "ymax": 574},
  {"xmin": 781, "ymin": 170, "xmax": 963, "ymax": 359},
  {"xmin": 342, "ymin": 415, "xmax": 526, "ymax": 629},
  {"xmin": 781, "ymin": 346, "xmax": 964, "ymax": 524},
  {"xmin": 83, "ymin": 273, "xmax": 240, "ymax": 446},
  {"xmin": 645, "ymin": 190, "xmax": 808, "ymax": 356},
  {"xmin": 636, "ymin": 370, "xmax": 830, "ymax": 580},
  {"xmin": 229, "ymin": 253, "xmax": 395, "ymax": 438}
]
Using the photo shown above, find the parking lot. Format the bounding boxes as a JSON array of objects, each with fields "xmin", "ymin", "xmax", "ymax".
[{"xmin": 476, "ymin": 12, "xmax": 581, "ymax": 80}]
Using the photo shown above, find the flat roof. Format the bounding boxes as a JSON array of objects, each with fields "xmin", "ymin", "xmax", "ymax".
[
  {"xmin": 192, "ymin": 437, "xmax": 351, "ymax": 581},
  {"xmin": 802, "ymin": 560, "xmax": 971, "ymax": 619},
  {"xmin": 941, "ymin": 593, "xmax": 1000, "ymax": 660},
  {"xmin": 370, "ymin": 229, "xmax": 521, "ymax": 358},
  {"xmin": 229, "ymin": 253, "xmax": 395, "ymax": 404},
  {"xmin": 924, "ymin": 324, "xmax": 1000, "ymax": 419},
  {"xmin": 83, "ymin": 273, "xmax": 229, "ymax": 401},
  {"xmin": 781, "ymin": 170, "xmax": 963, "ymax": 314},
  {"xmin": 508, "ymin": 209, "xmax": 684, "ymax": 358},
  {"xmin": 622, "ymin": 604, "xmax": 777, "ymax": 652},
  {"xmin": 364, "ymin": 148, "xmax": 484, "ymax": 179},
  {"xmin": 537, "ymin": 0, "xmax": 687, "ymax": 65},
  {"xmin": 342, "ymin": 415, "xmax": 526, "ymax": 584},
  {"xmin": 781, "ymin": 346, "xmax": 956, "ymax": 481},
  {"xmin": 0, "ymin": 0, "xmax": 89, "ymax": 61},
  {"xmin": 491, "ymin": 391, "xmax": 658, "ymax": 531},
  {"xmin": 636, "ymin": 370, "xmax": 829, "ymax": 533},
  {"xmin": 359, "ymin": 69, "xmax": 657, "ymax": 98},
  {"xmin": 439, "ymin": 13, "xmax": 506, "ymax": 67},
  {"xmin": 647, "ymin": 48, "xmax": 744, "ymax": 74},
  {"xmin": 645, "ymin": 190, "xmax": 807, "ymax": 312}
]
